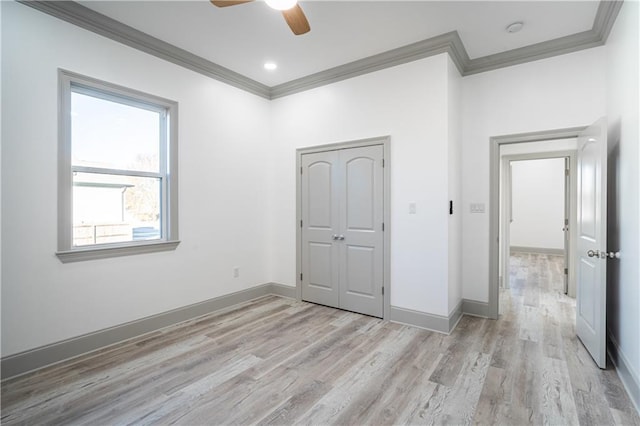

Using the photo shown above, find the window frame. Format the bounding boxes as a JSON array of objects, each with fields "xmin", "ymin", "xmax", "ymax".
[{"xmin": 57, "ymin": 70, "xmax": 179, "ymax": 263}]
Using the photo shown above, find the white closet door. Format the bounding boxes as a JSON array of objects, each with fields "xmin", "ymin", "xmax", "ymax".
[
  {"xmin": 338, "ymin": 145, "xmax": 384, "ymax": 317},
  {"xmin": 301, "ymin": 145, "xmax": 384, "ymax": 318},
  {"xmin": 301, "ymin": 150, "xmax": 340, "ymax": 308}
]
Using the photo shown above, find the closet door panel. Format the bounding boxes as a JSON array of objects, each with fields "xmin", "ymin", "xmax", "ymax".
[
  {"xmin": 300, "ymin": 151, "xmax": 340, "ymax": 308},
  {"xmin": 338, "ymin": 145, "xmax": 384, "ymax": 317}
]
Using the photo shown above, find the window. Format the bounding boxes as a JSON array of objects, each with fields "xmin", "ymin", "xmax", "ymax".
[{"xmin": 57, "ymin": 70, "xmax": 179, "ymax": 262}]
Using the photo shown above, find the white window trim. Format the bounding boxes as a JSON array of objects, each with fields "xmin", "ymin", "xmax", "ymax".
[{"xmin": 57, "ymin": 69, "xmax": 179, "ymax": 263}]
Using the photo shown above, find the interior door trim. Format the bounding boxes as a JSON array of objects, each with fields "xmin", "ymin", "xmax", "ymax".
[{"xmin": 296, "ymin": 136, "xmax": 391, "ymax": 320}]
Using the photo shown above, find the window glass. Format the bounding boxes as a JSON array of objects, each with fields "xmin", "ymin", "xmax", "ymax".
[{"xmin": 71, "ymin": 91, "xmax": 160, "ymax": 173}]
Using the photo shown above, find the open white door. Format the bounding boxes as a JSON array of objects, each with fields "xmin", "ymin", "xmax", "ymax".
[{"xmin": 576, "ymin": 117, "xmax": 607, "ymax": 369}]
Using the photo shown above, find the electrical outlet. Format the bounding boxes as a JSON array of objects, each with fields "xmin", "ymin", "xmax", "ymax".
[{"xmin": 233, "ymin": 267, "xmax": 239, "ymax": 278}]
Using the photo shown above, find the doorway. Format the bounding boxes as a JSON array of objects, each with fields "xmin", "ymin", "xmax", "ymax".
[
  {"xmin": 296, "ymin": 136, "xmax": 391, "ymax": 319},
  {"xmin": 499, "ymin": 152, "xmax": 576, "ymax": 301},
  {"xmin": 490, "ymin": 121, "xmax": 609, "ymax": 368},
  {"xmin": 489, "ymin": 128, "xmax": 587, "ymax": 319}
]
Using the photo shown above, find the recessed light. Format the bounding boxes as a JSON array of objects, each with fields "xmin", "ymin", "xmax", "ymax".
[
  {"xmin": 506, "ymin": 22, "xmax": 524, "ymax": 33},
  {"xmin": 264, "ymin": 62, "xmax": 277, "ymax": 71}
]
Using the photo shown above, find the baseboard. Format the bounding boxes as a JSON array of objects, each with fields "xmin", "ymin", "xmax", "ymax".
[
  {"xmin": 390, "ymin": 299, "xmax": 492, "ymax": 335},
  {"xmin": 448, "ymin": 300, "xmax": 463, "ymax": 333},
  {"xmin": 510, "ymin": 246, "xmax": 564, "ymax": 255},
  {"xmin": 389, "ymin": 306, "xmax": 451, "ymax": 334},
  {"xmin": 462, "ymin": 299, "xmax": 490, "ymax": 318},
  {"xmin": 268, "ymin": 282, "xmax": 297, "ymax": 298},
  {"xmin": 1, "ymin": 282, "xmax": 294, "ymax": 380},
  {"xmin": 607, "ymin": 331, "xmax": 640, "ymax": 414}
]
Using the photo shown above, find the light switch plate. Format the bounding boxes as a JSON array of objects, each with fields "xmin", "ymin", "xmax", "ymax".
[{"xmin": 470, "ymin": 203, "xmax": 485, "ymax": 213}]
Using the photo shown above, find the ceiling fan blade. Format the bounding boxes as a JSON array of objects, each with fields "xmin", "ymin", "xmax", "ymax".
[
  {"xmin": 282, "ymin": 4, "xmax": 310, "ymax": 35},
  {"xmin": 210, "ymin": 0, "xmax": 254, "ymax": 7}
]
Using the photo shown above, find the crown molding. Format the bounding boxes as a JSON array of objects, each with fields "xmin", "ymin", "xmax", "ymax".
[
  {"xmin": 271, "ymin": 31, "xmax": 468, "ymax": 99},
  {"xmin": 17, "ymin": 0, "xmax": 623, "ymax": 100},
  {"xmin": 463, "ymin": 29, "xmax": 603, "ymax": 76},
  {"xmin": 17, "ymin": 0, "xmax": 271, "ymax": 99},
  {"xmin": 593, "ymin": 0, "xmax": 625, "ymax": 40}
]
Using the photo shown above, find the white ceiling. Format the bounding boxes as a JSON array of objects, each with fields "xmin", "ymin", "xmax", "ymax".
[{"xmin": 79, "ymin": 1, "xmax": 600, "ymax": 86}]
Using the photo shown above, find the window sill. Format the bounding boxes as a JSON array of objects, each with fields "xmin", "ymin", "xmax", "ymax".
[{"xmin": 56, "ymin": 240, "xmax": 180, "ymax": 263}]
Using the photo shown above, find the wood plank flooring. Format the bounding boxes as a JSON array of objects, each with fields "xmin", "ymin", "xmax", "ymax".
[{"xmin": 2, "ymin": 253, "xmax": 639, "ymax": 425}]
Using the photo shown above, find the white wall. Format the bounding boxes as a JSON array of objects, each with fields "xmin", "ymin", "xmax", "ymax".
[
  {"xmin": 510, "ymin": 158, "xmax": 565, "ymax": 250},
  {"xmin": 1, "ymin": 2, "xmax": 272, "ymax": 356},
  {"xmin": 447, "ymin": 58, "xmax": 462, "ymax": 315},
  {"xmin": 271, "ymin": 54, "xmax": 453, "ymax": 317},
  {"xmin": 461, "ymin": 47, "xmax": 607, "ymax": 303},
  {"xmin": 605, "ymin": 0, "xmax": 639, "ymax": 408}
]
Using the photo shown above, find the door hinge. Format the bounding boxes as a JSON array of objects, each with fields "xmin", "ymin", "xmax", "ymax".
[
  {"xmin": 382, "ymin": 286, "xmax": 384, "ymax": 295},
  {"xmin": 382, "ymin": 222, "xmax": 385, "ymax": 231},
  {"xmin": 382, "ymin": 159, "xmax": 385, "ymax": 168},
  {"xmin": 300, "ymin": 167, "xmax": 303, "ymax": 175},
  {"xmin": 564, "ymin": 268, "xmax": 568, "ymax": 275},
  {"xmin": 300, "ymin": 273, "xmax": 303, "ymax": 281},
  {"xmin": 300, "ymin": 220, "xmax": 303, "ymax": 228},
  {"xmin": 565, "ymin": 219, "xmax": 569, "ymax": 226},
  {"xmin": 565, "ymin": 168, "xmax": 570, "ymax": 176}
]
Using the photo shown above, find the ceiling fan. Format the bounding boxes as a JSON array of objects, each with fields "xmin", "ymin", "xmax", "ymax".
[{"xmin": 210, "ymin": 0, "xmax": 310, "ymax": 35}]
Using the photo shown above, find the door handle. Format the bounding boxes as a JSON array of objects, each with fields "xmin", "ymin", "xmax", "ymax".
[
  {"xmin": 337, "ymin": 235, "xmax": 345, "ymax": 241},
  {"xmin": 332, "ymin": 235, "xmax": 345, "ymax": 241},
  {"xmin": 588, "ymin": 249, "xmax": 621, "ymax": 259}
]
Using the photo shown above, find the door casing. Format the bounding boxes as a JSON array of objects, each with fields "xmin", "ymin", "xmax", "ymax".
[{"xmin": 296, "ymin": 136, "xmax": 391, "ymax": 320}]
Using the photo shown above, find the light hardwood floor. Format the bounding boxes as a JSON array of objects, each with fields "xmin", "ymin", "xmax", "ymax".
[{"xmin": 2, "ymin": 253, "xmax": 639, "ymax": 425}]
